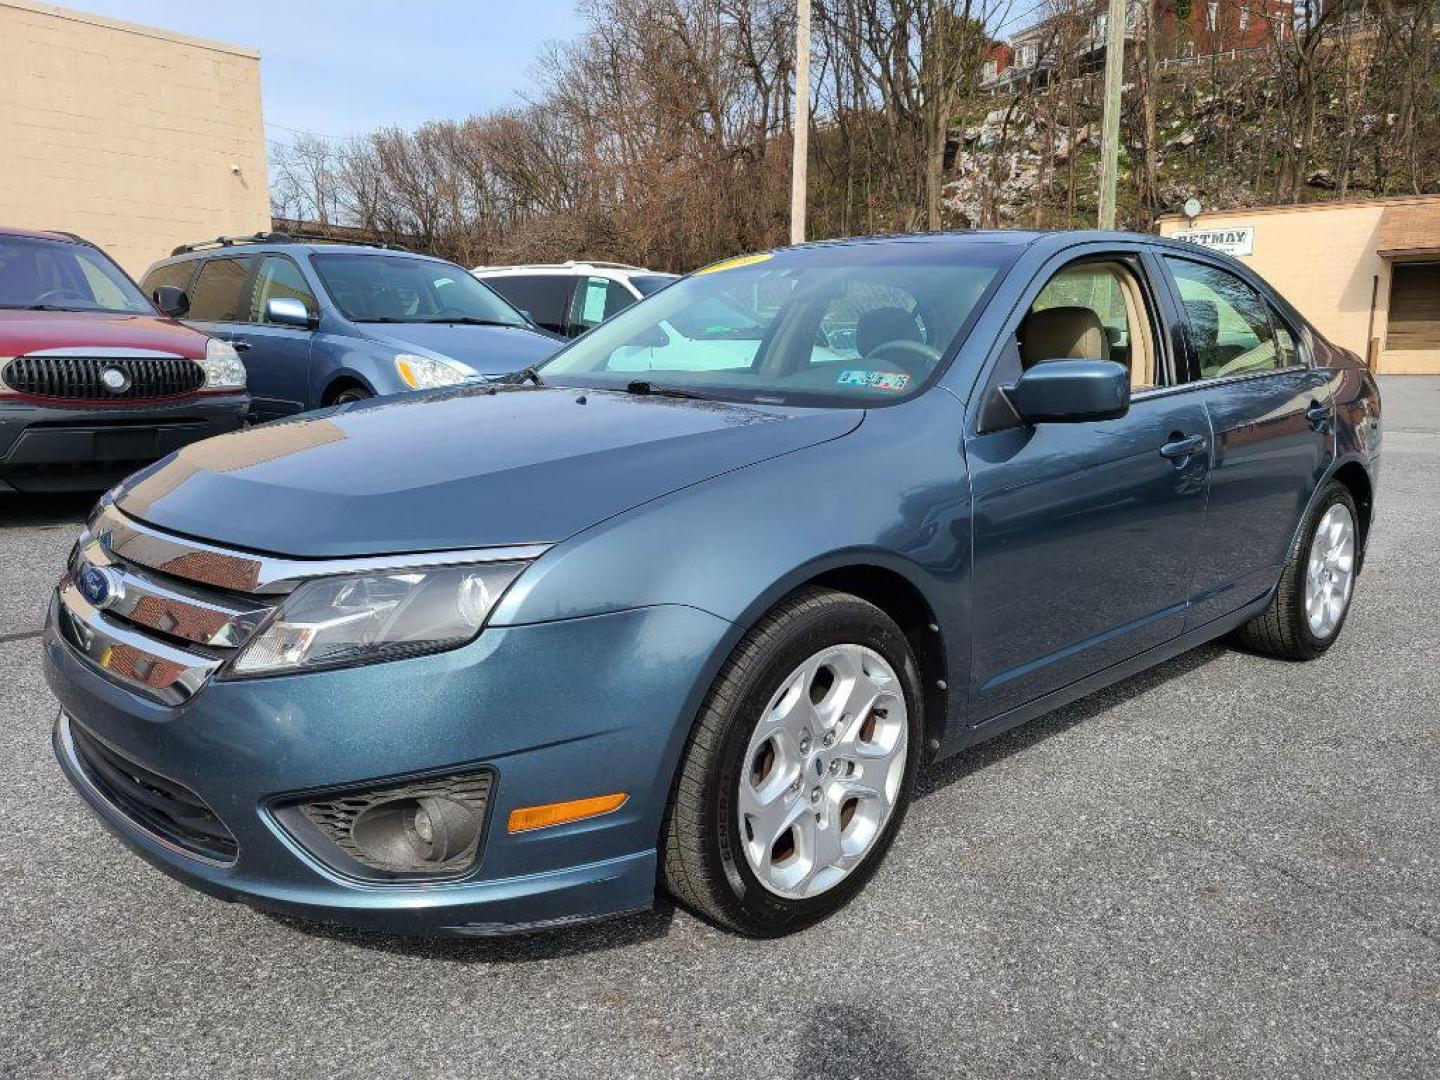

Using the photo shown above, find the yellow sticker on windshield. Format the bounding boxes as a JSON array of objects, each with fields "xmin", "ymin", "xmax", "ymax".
[{"xmin": 695, "ymin": 253, "xmax": 773, "ymax": 275}]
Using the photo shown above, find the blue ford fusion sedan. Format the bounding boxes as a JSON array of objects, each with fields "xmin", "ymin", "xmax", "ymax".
[{"xmin": 44, "ymin": 231, "xmax": 1381, "ymax": 937}]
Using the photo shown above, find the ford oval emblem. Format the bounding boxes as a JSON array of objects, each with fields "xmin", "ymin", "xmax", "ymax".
[
  {"xmin": 100, "ymin": 367, "xmax": 130, "ymax": 393},
  {"xmin": 77, "ymin": 564, "xmax": 124, "ymax": 610}
]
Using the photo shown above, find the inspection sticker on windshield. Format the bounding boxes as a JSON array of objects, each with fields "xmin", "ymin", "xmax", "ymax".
[{"xmin": 838, "ymin": 370, "xmax": 909, "ymax": 392}]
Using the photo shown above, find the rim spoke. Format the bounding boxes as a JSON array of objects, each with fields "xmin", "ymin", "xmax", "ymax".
[
  {"xmin": 738, "ymin": 642, "xmax": 909, "ymax": 900},
  {"xmin": 1304, "ymin": 503, "xmax": 1355, "ymax": 640}
]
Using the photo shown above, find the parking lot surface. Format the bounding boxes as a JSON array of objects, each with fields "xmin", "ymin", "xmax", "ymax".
[{"xmin": 2, "ymin": 378, "xmax": 1436, "ymax": 1079}]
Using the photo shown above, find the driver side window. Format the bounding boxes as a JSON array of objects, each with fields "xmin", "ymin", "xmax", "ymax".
[{"xmin": 1018, "ymin": 260, "xmax": 1156, "ymax": 390}]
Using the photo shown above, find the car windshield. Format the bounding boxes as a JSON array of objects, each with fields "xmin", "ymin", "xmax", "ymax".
[
  {"xmin": 311, "ymin": 253, "xmax": 528, "ymax": 326},
  {"xmin": 629, "ymin": 273, "xmax": 678, "ymax": 296},
  {"xmin": 0, "ymin": 235, "xmax": 151, "ymax": 313},
  {"xmin": 539, "ymin": 242, "xmax": 1015, "ymax": 406}
]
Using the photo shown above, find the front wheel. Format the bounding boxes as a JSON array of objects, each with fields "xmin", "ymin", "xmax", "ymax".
[
  {"xmin": 329, "ymin": 385, "xmax": 373, "ymax": 406},
  {"xmin": 661, "ymin": 588, "xmax": 922, "ymax": 936},
  {"xmin": 1236, "ymin": 480, "xmax": 1360, "ymax": 660}
]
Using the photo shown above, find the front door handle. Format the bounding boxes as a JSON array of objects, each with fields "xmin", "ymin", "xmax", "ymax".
[
  {"xmin": 1159, "ymin": 434, "xmax": 1207, "ymax": 460},
  {"xmin": 231, "ymin": 340, "xmax": 252, "ymax": 352},
  {"xmin": 1306, "ymin": 401, "xmax": 1333, "ymax": 429}
]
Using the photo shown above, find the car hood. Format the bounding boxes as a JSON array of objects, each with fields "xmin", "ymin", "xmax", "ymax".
[
  {"xmin": 0, "ymin": 310, "xmax": 208, "ymax": 357},
  {"xmin": 360, "ymin": 321, "xmax": 562, "ymax": 375},
  {"xmin": 115, "ymin": 386, "xmax": 862, "ymax": 557}
]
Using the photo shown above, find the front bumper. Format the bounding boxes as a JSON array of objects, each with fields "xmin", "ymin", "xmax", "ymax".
[
  {"xmin": 44, "ymin": 600, "xmax": 733, "ymax": 935},
  {"xmin": 0, "ymin": 394, "xmax": 249, "ymax": 493}
]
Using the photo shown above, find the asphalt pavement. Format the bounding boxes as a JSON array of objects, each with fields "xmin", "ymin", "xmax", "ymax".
[{"xmin": 1, "ymin": 378, "xmax": 1436, "ymax": 1079}]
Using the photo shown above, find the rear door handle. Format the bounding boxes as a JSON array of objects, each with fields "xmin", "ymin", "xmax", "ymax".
[{"xmin": 1159, "ymin": 434, "xmax": 1207, "ymax": 460}]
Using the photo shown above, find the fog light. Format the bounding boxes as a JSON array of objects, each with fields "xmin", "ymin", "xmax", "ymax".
[{"xmin": 291, "ymin": 770, "xmax": 493, "ymax": 879}]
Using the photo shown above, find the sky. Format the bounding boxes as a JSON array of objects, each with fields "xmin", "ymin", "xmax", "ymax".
[{"xmin": 64, "ymin": 1, "xmax": 583, "ymax": 146}]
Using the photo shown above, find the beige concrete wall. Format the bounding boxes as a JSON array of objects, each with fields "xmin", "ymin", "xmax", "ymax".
[
  {"xmin": 1158, "ymin": 197, "xmax": 1440, "ymax": 376},
  {"xmin": 0, "ymin": 0, "xmax": 270, "ymax": 278}
]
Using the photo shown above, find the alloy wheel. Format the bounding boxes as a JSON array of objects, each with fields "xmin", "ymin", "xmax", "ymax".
[
  {"xmin": 1305, "ymin": 503, "xmax": 1356, "ymax": 639},
  {"xmin": 736, "ymin": 643, "xmax": 909, "ymax": 899}
]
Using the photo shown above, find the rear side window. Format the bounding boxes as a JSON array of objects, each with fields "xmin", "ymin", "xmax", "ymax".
[
  {"xmin": 483, "ymin": 275, "xmax": 573, "ymax": 335},
  {"xmin": 569, "ymin": 276, "xmax": 636, "ymax": 335},
  {"xmin": 141, "ymin": 261, "xmax": 194, "ymax": 300},
  {"xmin": 1164, "ymin": 256, "xmax": 1281, "ymax": 381},
  {"xmin": 250, "ymin": 255, "xmax": 315, "ymax": 322},
  {"xmin": 187, "ymin": 257, "xmax": 255, "ymax": 322}
]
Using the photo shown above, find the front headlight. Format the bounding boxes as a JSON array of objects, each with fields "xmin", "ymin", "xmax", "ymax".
[
  {"xmin": 226, "ymin": 561, "xmax": 527, "ymax": 677},
  {"xmin": 394, "ymin": 353, "xmax": 475, "ymax": 390},
  {"xmin": 201, "ymin": 337, "xmax": 247, "ymax": 390}
]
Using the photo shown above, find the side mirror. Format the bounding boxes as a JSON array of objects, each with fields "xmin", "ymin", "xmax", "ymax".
[
  {"xmin": 265, "ymin": 296, "xmax": 315, "ymax": 329},
  {"xmin": 153, "ymin": 285, "xmax": 189, "ymax": 317},
  {"xmin": 1004, "ymin": 359, "xmax": 1131, "ymax": 424}
]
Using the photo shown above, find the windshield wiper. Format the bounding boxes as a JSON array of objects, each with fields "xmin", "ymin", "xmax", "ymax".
[
  {"xmin": 624, "ymin": 380, "xmax": 704, "ymax": 400},
  {"xmin": 419, "ymin": 317, "xmax": 520, "ymax": 327},
  {"xmin": 505, "ymin": 366, "xmax": 546, "ymax": 386}
]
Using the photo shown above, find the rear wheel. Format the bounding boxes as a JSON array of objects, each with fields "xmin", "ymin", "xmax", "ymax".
[
  {"xmin": 1236, "ymin": 481, "xmax": 1359, "ymax": 660},
  {"xmin": 661, "ymin": 588, "xmax": 922, "ymax": 936}
]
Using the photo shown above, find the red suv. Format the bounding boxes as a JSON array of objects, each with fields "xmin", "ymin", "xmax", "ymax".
[{"xmin": 0, "ymin": 228, "xmax": 248, "ymax": 493}]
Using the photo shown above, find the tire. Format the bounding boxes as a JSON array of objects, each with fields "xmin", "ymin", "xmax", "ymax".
[
  {"xmin": 661, "ymin": 587, "xmax": 923, "ymax": 936},
  {"xmin": 329, "ymin": 385, "xmax": 372, "ymax": 405},
  {"xmin": 1235, "ymin": 480, "xmax": 1360, "ymax": 660}
]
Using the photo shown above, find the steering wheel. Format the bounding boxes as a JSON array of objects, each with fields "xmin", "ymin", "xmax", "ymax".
[
  {"xmin": 32, "ymin": 288, "xmax": 91, "ymax": 306},
  {"xmin": 864, "ymin": 339, "xmax": 941, "ymax": 376}
]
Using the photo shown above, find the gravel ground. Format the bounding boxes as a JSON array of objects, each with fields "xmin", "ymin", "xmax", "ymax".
[{"xmin": 1, "ymin": 379, "xmax": 1436, "ymax": 1079}]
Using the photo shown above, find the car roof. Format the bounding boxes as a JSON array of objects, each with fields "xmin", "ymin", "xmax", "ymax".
[
  {"xmin": 158, "ymin": 242, "xmax": 457, "ymax": 266},
  {"xmin": 0, "ymin": 226, "xmax": 92, "ymax": 245}
]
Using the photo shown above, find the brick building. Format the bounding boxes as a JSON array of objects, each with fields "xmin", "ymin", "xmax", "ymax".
[{"xmin": 0, "ymin": 0, "xmax": 270, "ymax": 276}]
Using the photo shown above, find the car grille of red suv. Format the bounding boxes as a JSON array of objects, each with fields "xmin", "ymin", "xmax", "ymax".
[{"xmin": 4, "ymin": 355, "xmax": 205, "ymax": 401}]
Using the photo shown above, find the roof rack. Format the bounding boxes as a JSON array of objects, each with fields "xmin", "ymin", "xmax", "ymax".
[
  {"xmin": 171, "ymin": 231, "xmax": 291, "ymax": 256},
  {"xmin": 474, "ymin": 259, "xmax": 654, "ymax": 274},
  {"xmin": 170, "ymin": 231, "xmax": 411, "ymax": 256}
]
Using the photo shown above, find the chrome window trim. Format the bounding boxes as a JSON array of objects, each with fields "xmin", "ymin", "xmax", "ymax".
[
  {"xmin": 90, "ymin": 502, "xmax": 550, "ymax": 595},
  {"xmin": 1133, "ymin": 362, "xmax": 1316, "ymax": 402}
]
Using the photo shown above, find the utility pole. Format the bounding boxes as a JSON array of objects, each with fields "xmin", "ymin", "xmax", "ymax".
[
  {"xmin": 1097, "ymin": 0, "xmax": 1128, "ymax": 229},
  {"xmin": 790, "ymin": 0, "xmax": 811, "ymax": 245}
]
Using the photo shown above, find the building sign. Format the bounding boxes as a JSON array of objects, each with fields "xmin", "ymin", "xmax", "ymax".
[{"xmin": 1173, "ymin": 226, "xmax": 1255, "ymax": 257}]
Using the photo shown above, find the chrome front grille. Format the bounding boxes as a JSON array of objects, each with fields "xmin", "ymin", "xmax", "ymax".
[
  {"xmin": 53, "ymin": 501, "xmax": 551, "ymax": 704},
  {"xmin": 4, "ymin": 354, "xmax": 204, "ymax": 401},
  {"xmin": 58, "ymin": 529, "xmax": 277, "ymax": 705}
]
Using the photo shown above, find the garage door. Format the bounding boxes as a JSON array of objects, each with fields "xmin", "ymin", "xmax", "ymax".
[{"xmin": 1387, "ymin": 263, "xmax": 1440, "ymax": 350}]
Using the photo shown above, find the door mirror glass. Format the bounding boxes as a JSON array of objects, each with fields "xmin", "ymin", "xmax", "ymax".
[
  {"xmin": 153, "ymin": 285, "xmax": 189, "ymax": 317},
  {"xmin": 266, "ymin": 296, "xmax": 313, "ymax": 329},
  {"xmin": 1005, "ymin": 359, "xmax": 1131, "ymax": 423}
]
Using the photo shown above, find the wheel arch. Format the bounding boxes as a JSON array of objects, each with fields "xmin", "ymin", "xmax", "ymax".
[
  {"xmin": 803, "ymin": 565, "xmax": 949, "ymax": 760},
  {"xmin": 1330, "ymin": 459, "xmax": 1374, "ymax": 553},
  {"xmin": 722, "ymin": 556, "xmax": 953, "ymax": 763},
  {"xmin": 322, "ymin": 373, "xmax": 372, "ymax": 405}
]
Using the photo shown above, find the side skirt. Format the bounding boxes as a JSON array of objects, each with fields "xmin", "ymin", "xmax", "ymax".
[{"xmin": 938, "ymin": 590, "xmax": 1274, "ymax": 760}]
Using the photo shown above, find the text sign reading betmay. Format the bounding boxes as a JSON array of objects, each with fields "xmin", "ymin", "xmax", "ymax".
[{"xmin": 1174, "ymin": 226, "xmax": 1255, "ymax": 257}]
